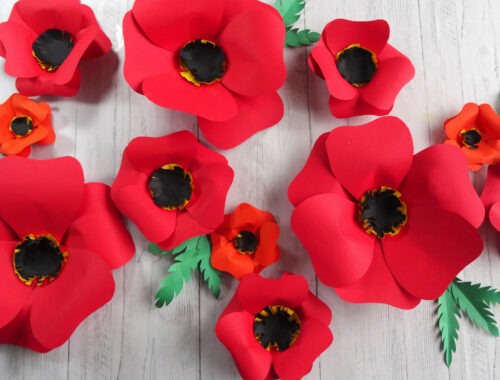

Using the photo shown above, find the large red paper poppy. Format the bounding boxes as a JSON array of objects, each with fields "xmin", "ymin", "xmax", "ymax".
[
  {"xmin": 0, "ymin": 0, "xmax": 111, "ymax": 96},
  {"xmin": 216, "ymin": 273, "xmax": 333, "ymax": 380},
  {"xmin": 0, "ymin": 93, "xmax": 55, "ymax": 156},
  {"xmin": 111, "ymin": 131, "xmax": 234, "ymax": 250},
  {"xmin": 309, "ymin": 19, "xmax": 414, "ymax": 118},
  {"xmin": 122, "ymin": 0, "xmax": 285, "ymax": 149},
  {"xmin": 289, "ymin": 117, "xmax": 484, "ymax": 309},
  {"xmin": 481, "ymin": 164, "xmax": 500, "ymax": 231},
  {"xmin": 444, "ymin": 103, "xmax": 500, "ymax": 171},
  {"xmin": 0, "ymin": 156, "xmax": 134, "ymax": 352},
  {"xmin": 210, "ymin": 203, "xmax": 280, "ymax": 279}
]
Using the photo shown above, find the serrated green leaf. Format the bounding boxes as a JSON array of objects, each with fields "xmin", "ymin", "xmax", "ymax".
[
  {"xmin": 437, "ymin": 288, "xmax": 461, "ymax": 367},
  {"xmin": 285, "ymin": 28, "xmax": 320, "ymax": 47},
  {"xmin": 196, "ymin": 238, "xmax": 222, "ymax": 299},
  {"xmin": 450, "ymin": 279, "xmax": 499, "ymax": 336},
  {"xmin": 460, "ymin": 281, "xmax": 500, "ymax": 306},
  {"xmin": 147, "ymin": 243, "xmax": 171, "ymax": 255},
  {"xmin": 273, "ymin": 0, "xmax": 305, "ymax": 27}
]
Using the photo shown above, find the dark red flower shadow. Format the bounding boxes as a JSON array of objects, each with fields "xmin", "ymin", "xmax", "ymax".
[
  {"xmin": 122, "ymin": 0, "xmax": 285, "ymax": 149},
  {"xmin": 111, "ymin": 131, "xmax": 234, "ymax": 250},
  {"xmin": 216, "ymin": 273, "xmax": 333, "ymax": 380},
  {"xmin": 289, "ymin": 117, "xmax": 484, "ymax": 309},
  {"xmin": 0, "ymin": 0, "xmax": 111, "ymax": 96},
  {"xmin": 0, "ymin": 156, "xmax": 134, "ymax": 352},
  {"xmin": 309, "ymin": 19, "xmax": 414, "ymax": 118}
]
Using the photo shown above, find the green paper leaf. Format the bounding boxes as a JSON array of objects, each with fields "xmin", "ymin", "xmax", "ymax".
[
  {"xmin": 465, "ymin": 282, "xmax": 500, "ymax": 306},
  {"xmin": 285, "ymin": 28, "xmax": 320, "ymax": 47},
  {"xmin": 273, "ymin": 0, "xmax": 305, "ymax": 27},
  {"xmin": 450, "ymin": 279, "xmax": 499, "ymax": 337},
  {"xmin": 197, "ymin": 241, "xmax": 222, "ymax": 298},
  {"xmin": 437, "ymin": 288, "xmax": 461, "ymax": 367},
  {"xmin": 147, "ymin": 243, "xmax": 167, "ymax": 255}
]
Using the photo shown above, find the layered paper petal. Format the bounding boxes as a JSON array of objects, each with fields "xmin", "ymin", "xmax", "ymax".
[{"xmin": 481, "ymin": 164, "xmax": 500, "ymax": 231}]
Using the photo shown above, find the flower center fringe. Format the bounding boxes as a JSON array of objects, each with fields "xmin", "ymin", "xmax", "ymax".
[
  {"xmin": 13, "ymin": 234, "xmax": 68, "ymax": 286},
  {"xmin": 336, "ymin": 44, "xmax": 378, "ymax": 87},
  {"xmin": 459, "ymin": 128, "xmax": 481, "ymax": 150},
  {"xmin": 358, "ymin": 186, "xmax": 407, "ymax": 238},
  {"xmin": 253, "ymin": 305, "xmax": 301, "ymax": 351},
  {"xmin": 32, "ymin": 29, "xmax": 74, "ymax": 72},
  {"xmin": 233, "ymin": 230, "xmax": 258, "ymax": 254},
  {"xmin": 179, "ymin": 39, "xmax": 226, "ymax": 86},
  {"xmin": 10, "ymin": 116, "xmax": 34, "ymax": 137},
  {"xmin": 149, "ymin": 164, "xmax": 194, "ymax": 210}
]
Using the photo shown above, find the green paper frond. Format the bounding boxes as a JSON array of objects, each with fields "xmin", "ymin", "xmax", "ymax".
[
  {"xmin": 147, "ymin": 243, "xmax": 171, "ymax": 255},
  {"xmin": 437, "ymin": 288, "xmax": 461, "ymax": 367},
  {"xmin": 285, "ymin": 28, "xmax": 320, "ymax": 47},
  {"xmin": 273, "ymin": 0, "xmax": 306, "ymax": 27},
  {"xmin": 198, "ymin": 248, "xmax": 222, "ymax": 298}
]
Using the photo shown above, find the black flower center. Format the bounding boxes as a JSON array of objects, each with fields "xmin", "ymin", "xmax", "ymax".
[
  {"xmin": 336, "ymin": 44, "xmax": 378, "ymax": 87},
  {"xmin": 253, "ymin": 305, "xmax": 301, "ymax": 351},
  {"xmin": 179, "ymin": 39, "xmax": 226, "ymax": 85},
  {"xmin": 460, "ymin": 128, "xmax": 481, "ymax": 150},
  {"xmin": 149, "ymin": 164, "xmax": 194, "ymax": 210},
  {"xmin": 13, "ymin": 234, "xmax": 67, "ymax": 286},
  {"xmin": 233, "ymin": 230, "xmax": 258, "ymax": 254},
  {"xmin": 359, "ymin": 187, "xmax": 407, "ymax": 238},
  {"xmin": 32, "ymin": 29, "xmax": 74, "ymax": 72},
  {"xmin": 10, "ymin": 116, "xmax": 34, "ymax": 137}
]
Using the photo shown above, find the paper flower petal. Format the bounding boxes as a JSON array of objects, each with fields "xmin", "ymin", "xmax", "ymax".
[
  {"xmin": 210, "ymin": 239, "xmax": 256, "ymax": 279},
  {"xmin": 16, "ymin": 70, "xmax": 82, "ymax": 97},
  {"xmin": 489, "ymin": 202, "xmax": 500, "ymax": 231},
  {"xmin": 254, "ymin": 222, "xmax": 280, "ymax": 266},
  {"xmin": 326, "ymin": 117, "xmax": 413, "ymax": 200},
  {"xmin": 444, "ymin": 103, "xmax": 479, "ymax": 139},
  {"xmin": 383, "ymin": 206, "xmax": 483, "ymax": 300},
  {"xmin": 481, "ymin": 164, "xmax": 500, "ymax": 231}
]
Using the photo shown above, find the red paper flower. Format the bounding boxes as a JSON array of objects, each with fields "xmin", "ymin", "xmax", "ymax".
[
  {"xmin": 481, "ymin": 165, "xmax": 500, "ymax": 231},
  {"xmin": 289, "ymin": 117, "xmax": 484, "ymax": 309},
  {"xmin": 309, "ymin": 19, "xmax": 414, "ymax": 118},
  {"xmin": 0, "ymin": 0, "xmax": 111, "ymax": 96},
  {"xmin": 216, "ymin": 273, "xmax": 333, "ymax": 380},
  {"xmin": 0, "ymin": 156, "xmax": 134, "ymax": 352},
  {"xmin": 444, "ymin": 103, "xmax": 500, "ymax": 171},
  {"xmin": 210, "ymin": 203, "xmax": 280, "ymax": 279},
  {"xmin": 122, "ymin": 0, "xmax": 286, "ymax": 149},
  {"xmin": 0, "ymin": 93, "xmax": 55, "ymax": 156},
  {"xmin": 111, "ymin": 131, "xmax": 234, "ymax": 250}
]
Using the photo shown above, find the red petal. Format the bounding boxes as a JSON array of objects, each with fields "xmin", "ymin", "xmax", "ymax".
[
  {"xmin": 481, "ymin": 164, "xmax": 500, "ymax": 210},
  {"xmin": 64, "ymin": 183, "xmax": 135, "ymax": 270},
  {"xmin": 489, "ymin": 202, "xmax": 500, "ymax": 231},
  {"xmin": 288, "ymin": 133, "xmax": 348, "ymax": 207},
  {"xmin": 444, "ymin": 103, "xmax": 479, "ymax": 140},
  {"xmin": 400, "ymin": 144, "xmax": 484, "ymax": 228},
  {"xmin": 218, "ymin": 7, "xmax": 285, "ymax": 96},
  {"xmin": 80, "ymin": 5, "xmax": 112, "ymax": 59},
  {"xmin": 383, "ymin": 206, "xmax": 483, "ymax": 300},
  {"xmin": 323, "ymin": 19, "xmax": 390, "ymax": 55},
  {"xmin": 230, "ymin": 203, "xmax": 275, "ymax": 230},
  {"xmin": 0, "ymin": 156, "xmax": 84, "ymax": 241},
  {"xmin": 198, "ymin": 92, "xmax": 283, "ymax": 149},
  {"xmin": 0, "ymin": 241, "xmax": 33, "ymax": 329},
  {"xmin": 215, "ymin": 311, "xmax": 272, "ymax": 380},
  {"xmin": 0, "ymin": 217, "xmax": 17, "ymax": 241},
  {"xmin": 335, "ymin": 242, "xmax": 420, "ymax": 309},
  {"xmin": 326, "ymin": 117, "xmax": 413, "ymax": 200},
  {"xmin": 298, "ymin": 291, "xmax": 332, "ymax": 325},
  {"xmin": 210, "ymin": 238, "xmax": 256, "ymax": 279},
  {"xmin": 254, "ymin": 222, "xmax": 280, "ymax": 267},
  {"xmin": 237, "ymin": 273, "xmax": 309, "ymax": 315},
  {"xmin": 157, "ymin": 210, "xmax": 212, "ymax": 250},
  {"xmin": 30, "ymin": 248, "xmax": 114, "ymax": 350},
  {"xmin": 16, "ymin": 69, "xmax": 81, "ymax": 97},
  {"xmin": 291, "ymin": 194, "xmax": 375, "ymax": 287}
]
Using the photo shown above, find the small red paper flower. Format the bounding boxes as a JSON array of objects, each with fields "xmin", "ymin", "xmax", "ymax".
[
  {"xmin": 210, "ymin": 203, "xmax": 280, "ymax": 279},
  {"xmin": 216, "ymin": 273, "xmax": 333, "ymax": 380},
  {"xmin": 444, "ymin": 103, "xmax": 500, "ymax": 171},
  {"xmin": 481, "ymin": 165, "xmax": 500, "ymax": 231},
  {"xmin": 0, "ymin": 156, "xmax": 134, "ymax": 352},
  {"xmin": 122, "ymin": 0, "xmax": 286, "ymax": 149},
  {"xmin": 0, "ymin": 93, "xmax": 55, "ymax": 156},
  {"xmin": 289, "ymin": 117, "xmax": 484, "ymax": 309},
  {"xmin": 111, "ymin": 131, "xmax": 234, "ymax": 250},
  {"xmin": 0, "ymin": 0, "xmax": 112, "ymax": 96},
  {"xmin": 309, "ymin": 19, "xmax": 415, "ymax": 118}
]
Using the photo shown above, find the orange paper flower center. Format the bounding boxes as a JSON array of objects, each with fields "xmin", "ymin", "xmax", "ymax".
[
  {"xmin": 32, "ymin": 29, "xmax": 74, "ymax": 72},
  {"xmin": 253, "ymin": 305, "xmax": 301, "ymax": 351},
  {"xmin": 13, "ymin": 234, "xmax": 68, "ymax": 286},
  {"xmin": 148, "ymin": 164, "xmax": 194, "ymax": 210},
  {"xmin": 459, "ymin": 128, "xmax": 481, "ymax": 150},
  {"xmin": 336, "ymin": 44, "xmax": 378, "ymax": 87},
  {"xmin": 10, "ymin": 116, "xmax": 34, "ymax": 137},
  {"xmin": 358, "ymin": 186, "xmax": 407, "ymax": 238},
  {"xmin": 179, "ymin": 39, "xmax": 227, "ymax": 86},
  {"xmin": 233, "ymin": 230, "xmax": 258, "ymax": 254}
]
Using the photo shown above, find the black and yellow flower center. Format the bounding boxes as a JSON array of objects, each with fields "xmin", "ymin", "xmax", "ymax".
[
  {"xmin": 13, "ymin": 234, "xmax": 68, "ymax": 286},
  {"xmin": 10, "ymin": 116, "xmax": 34, "ymax": 137},
  {"xmin": 233, "ymin": 230, "xmax": 258, "ymax": 254},
  {"xmin": 336, "ymin": 44, "xmax": 378, "ymax": 87},
  {"xmin": 359, "ymin": 186, "xmax": 407, "ymax": 238},
  {"xmin": 179, "ymin": 39, "xmax": 226, "ymax": 86},
  {"xmin": 254, "ymin": 305, "xmax": 301, "ymax": 351},
  {"xmin": 149, "ymin": 164, "xmax": 194, "ymax": 210},
  {"xmin": 32, "ymin": 29, "xmax": 74, "ymax": 72},
  {"xmin": 460, "ymin": 128, "xmax": 481, "ymax": 150}
]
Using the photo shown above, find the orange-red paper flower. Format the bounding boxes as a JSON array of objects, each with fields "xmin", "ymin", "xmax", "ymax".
[
  {"xmin": 0, "ymin": 93, "xmax": 54, "ymax": 156},
  {"xmin": 0, "ymin": 0, "xmax": 111, "ymax": 96},
  {"xmin": 444, "ymin": 103, "xmax": 500, "ymax": 171},
  {"xmin": 210, "ymin": 203, "xmax": 280, "ymax": 279}
]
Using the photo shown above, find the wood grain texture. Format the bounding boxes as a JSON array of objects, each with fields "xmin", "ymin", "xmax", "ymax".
[{"xmin": 0, "ymin": 0, "xmax": 499, "ymax": 379}]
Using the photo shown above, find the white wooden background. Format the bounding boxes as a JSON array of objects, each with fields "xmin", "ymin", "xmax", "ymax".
[{"xmin": 0, "ymin": 0, "xmax": 500, "ymax": 379}]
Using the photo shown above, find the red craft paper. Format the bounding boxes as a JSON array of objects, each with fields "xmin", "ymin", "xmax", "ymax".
[
  {"xmin": 122, "ymin": 0, "xmax": 286, "ymax": 149},
  {"xmin": 481, "ymin": 164, "xmax": 500, "ymax": 231},
  {"xmin": 0, "ymin": 156, "xmax": 134, "ymax": 352},
  {"xmin": 216, "ymin": 273, "xmax": 333, "ymax": 380}
]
